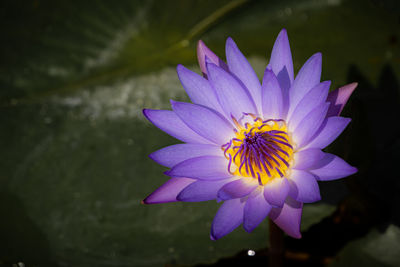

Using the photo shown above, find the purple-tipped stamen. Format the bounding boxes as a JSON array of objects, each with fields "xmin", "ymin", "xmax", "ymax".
[
  {"xmin": 257, "ymin": 173, "xmax": 263, "ymax": 185},
  {"xmin": 270, "ymin": 138, "xmax": 293, "ymax": 149},
  {"xmin": 225, "ymin": 119, "xmax": 293, "ymax": 183},
  {"xmin": 275, "ymin": 167, "xmax": 284, "ymax": 177},
  {"xmin": 223, "ymin": 140, "xmax": 233, "ymax": 157}
]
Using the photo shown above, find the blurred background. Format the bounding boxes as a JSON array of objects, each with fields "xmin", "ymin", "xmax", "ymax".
[{"xmin": 0, "ymin": 0, "xmax": 399, "ymax": 266}]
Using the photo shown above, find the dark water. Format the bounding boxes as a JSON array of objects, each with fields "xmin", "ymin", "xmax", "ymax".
[{"xmin": 0, "ymin": 0, "xmax": 399, "ymax": 266}]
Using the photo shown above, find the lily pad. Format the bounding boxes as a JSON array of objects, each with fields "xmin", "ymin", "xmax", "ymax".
[{"xmin": 329, "ymin": 225, "xmax": 400, "ymax": 267}]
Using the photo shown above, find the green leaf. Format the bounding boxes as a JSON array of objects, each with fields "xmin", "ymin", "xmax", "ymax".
[{"xmin": 329, "ymin": 225, "xmax": 400, "ymax": 267}]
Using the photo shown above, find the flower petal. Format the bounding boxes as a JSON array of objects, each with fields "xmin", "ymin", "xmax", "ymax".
[
  {"xmin": 149, "ymin": 144, "xmax": 222, "ymax": 168},
  {"xmin": 288, "ymin": 53, "xmax": 322, "ymax": 118},
  {"xmin": 292, "ymin": 148, "xmax": 325, "ymax": 170},
  {"xmin": 226, "ymin": 37, "xmax": 262, "ymax": 112},
  {"xmin": 211, "ymin": 198, "xmax": 245, "ymax": 240},
  {"xmin": 171, "ymin": 101, "xmax": 234, "ymax": 145},
  {"xmin": 165, "ymin": 156, "xmax": 232, "ymax": 180},
  {"xmin": 197, "ymin": 40, "xmax": 229, "ymax": 78},
  {"xmin": 292, "ymin": 102, "xmax": 330, "ymax": 149},
  {"xmin": 177, "ymin": 178, "xmax": 235, "ymax": 202},
  {"xmin": 326, "ymin": 82, "xmax": 357, "ymax": 117},
  {"xmin": 288, "ymin": 81, "xmax": 330, "ymax": 131},
  {"xmin": 269, "ymin": 29, "xmax": 294, "ymax": 90},
  {"xmin": 142, "ymin": 177, "xmax": 195, "ymax": 204},
  {"xmin": 303, "ymin": 116, "xmax": 351, "ymax": 149},
  {"xmin": 207, "ymin": 63, "xmax": 257, "ymax": 120},
  {"xmin": 288, "ymin": 169, "xmax": 321, "ymax": 203},
  {"xmin": 177, "ymin": 64, "xmax": 224, "ymax": 114},
  {"xmin": 143, "ymin": 109, "xmax": 209, "ymax": 144},
  {"xmin": 310, "ymin": 153, "xmax": 357, "ymax": 181},
  {"xmin": 217, "ymin": 178, "xmax": 258, "ymax": 200},
  {"xmin": 263, "ymin": 177, "xmax": 290, "ymax": 208},
  {"xmin": 262, "ymin": 69, "xmax": 284, "ymax": 119},
  {"xmin": 243, "ymin": 189, "xmax": 272, "ymax": 232},
  {"xmin": 269, "ymin": 196, "xmax": 302, "ymax": 238}
]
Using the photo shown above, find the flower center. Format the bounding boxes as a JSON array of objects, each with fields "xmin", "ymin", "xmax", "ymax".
[{"xmin": 222, "ymin": 116, "xmax": 293, "ymax": 185}]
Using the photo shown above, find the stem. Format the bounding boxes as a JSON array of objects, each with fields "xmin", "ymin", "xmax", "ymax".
[
  {"xmin": 184, "ymin": 0, "xmax": 249, "ymax": 41},
  {"xmin": 269, "ymin": 219, "xmax": 284, "ymax": 267}
]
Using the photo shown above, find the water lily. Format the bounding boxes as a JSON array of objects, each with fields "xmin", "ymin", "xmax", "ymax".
[{"xmin": 142, "ymin": 29, "xmax": 357, "ymax": 240}]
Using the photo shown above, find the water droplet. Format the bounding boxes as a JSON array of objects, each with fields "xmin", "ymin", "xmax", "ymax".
[{"xmin": 247, "ymin": 250, "xmax": 255, "ymax": 256}]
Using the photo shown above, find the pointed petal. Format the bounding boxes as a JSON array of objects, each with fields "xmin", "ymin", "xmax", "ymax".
[
  {"xmin": 243, "ymin": 189, "xmax": 271, "ymax": 232},
  {"xmin": 149, "ymin": 144, "xmax": 222, "ymax": 168},
  {"xmin": 269, "ymin": 196, "xmax": 302, "ymax": 238},
  {"xmin": 326, "ymin": 82, "xmax": 357, "ymax": 117},
  {"xmin": 207, "ymin": 63, "xmax": 257, "ymax": 120},
  {"xmin": 310, "ymin": 153, "xmax": 357, "ymax": 181},
  {"xmin": 177, "ymin": 64, "xmax": 224, "ymax": 114},
  {"xmin": 177, "ymin": 178, "xmax": 235, "ymax": 202},
  {"xmin": 211, "ymin": 198, "xmax": 245, "ymax": 240},
  {"xmin": 292, "ymin": 148, "xmax": 325, "ymax": 170},
  {"xmin": 171, "ymin": 101, "xmax": 234, "ymax": 145},
  {"xmin": 262, "ymin": 69, "xmax": 284, "ymax": 119},
  {"xmin": 288, "ymin": 81, "xmax": 330, "ymax": 131},
  {"xmin": 288, "ymin": 53, "xmax": 322, "ymax": 118},
  {"xmin": 263, "ymin": 177, "xmax": 290, "ymax": 207},
  {"xmin": 217, "ymin": 179, "xmax": 258, "ymax": 200},
  {"xmin": 303, "ymin": 116, "xmax": 351, "ymax": 149},
  {"xmin": 269, "ymin": 29, "xmax": 294, "ymax": 88},
  {"xmin": 226, "ymin": 37, "xmax": 262, "ymax": 112},
  {"xmin": 197, "ymin": 40, "xmax": 228, "ymax": 78},
  {"xmin": 288, "ymin": 170, "xmax": 321, "ymax": 203},
  {"xmin": 143, "ymin": 109, "xmax": 209, "ymax": 144},
  {"xmin": 165, "ymin": 156, "xmax": 232, "ymax": 180},
  {"xmin": 292, "ymin": 102, "xmax": 330, "ymax": 148},
  {"xmin": 142, "ymin": 178, "xmax": 195, "ymax": 204}
]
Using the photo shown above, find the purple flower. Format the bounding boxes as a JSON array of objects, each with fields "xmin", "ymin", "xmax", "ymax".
[{"xmin": 142, "ymin": 29, "xmax": 357, "ymax": 240}]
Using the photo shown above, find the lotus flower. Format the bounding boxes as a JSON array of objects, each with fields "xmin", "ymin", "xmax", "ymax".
[{"xmin": 142, "ymin": 29, "xmax": 357, "ymax": 240}]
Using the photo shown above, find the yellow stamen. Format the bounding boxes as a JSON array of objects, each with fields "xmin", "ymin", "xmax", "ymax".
[{"xmin": 223, "ymin": 118, "xmax": 293, "ymax": 185}]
